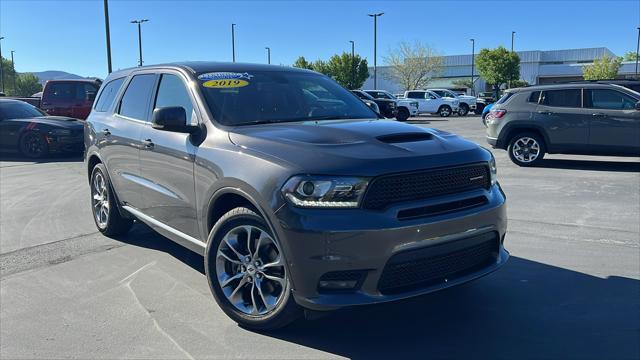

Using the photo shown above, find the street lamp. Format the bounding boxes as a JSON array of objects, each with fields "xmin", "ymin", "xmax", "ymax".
[
  {"xmin": 265, "ymin": 47, "xmax": 271, "ymax": 64},
  {"xmin": 349, "ymin": 40, "xmax": 355, "ymax": 89},
  {"xmin": 635, "ymin": 27, "xmax": 639, "ymax": 78},
  {"xmin": 0, "ymin": 36, "xmax": 4, "ymax": 93},
  {"xmin": 368, "ymin": 12, "xmax": 384, "ymax": 89},
  {"xmin": 231, "ymin": 24, "xmax": 236, "ymax": 62},
  {"xmin": 511, "ymin": 31, "xmax": 515, "ymax": 52},
  {"xmin": 130, "ymin": 19, "xmax": 149, "ymax": 67},
  {"xmin": 10, "ymin": 50, "xmax": 15, "ymax": 92},
  {"xmin": 104, "ymin": 0, "xmax": 112, "ymax": 73},
  {"xmin": 470, "ymin": 38, "xmax": 475, "ymax": 95}
]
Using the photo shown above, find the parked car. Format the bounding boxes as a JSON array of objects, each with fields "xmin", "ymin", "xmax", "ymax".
[
  {"xmin": 0, "ymin": 99, "xmax": 84, "ymax": 158},
  {"xmin": 351, "ymin": 90, "xmax": 397, "ymax": 118},
  {"xmin": 478, "ymin": 91, "xmax": 500, "ymax": 105},
  {"xmin": 85, "ymin": 62, "xmax": 508, "ymax": 330},
  {"xmin": 486, "ymin": 83, "xmax": 640, "ymax": 166},
  {"xmin": 363, "ymin": 89, "xmax": 419, "ymax": 121},
  {"xmin": 567, "ymin": 79, "xmax": 640, "ymax": 93},
  {"xmin": 41, "ymin": 79, "xmax": 102, "ymax": 120},
  {"xmin": 428, "ymin": 88, "xmax": 477, "ymax": 116},
  {"xmin": 404, "ymin": 90, "xmax": 459, "ymax": 117}
]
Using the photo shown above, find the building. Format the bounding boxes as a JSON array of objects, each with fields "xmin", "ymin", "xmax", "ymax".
[{"xmin": 363, "ymin": 47, "xmax": 638, "ymax": 94}]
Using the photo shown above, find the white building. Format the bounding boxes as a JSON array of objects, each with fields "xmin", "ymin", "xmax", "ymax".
[{"xmin": 363, "ymin": 47, "xmax": 638, "ymax": 94}]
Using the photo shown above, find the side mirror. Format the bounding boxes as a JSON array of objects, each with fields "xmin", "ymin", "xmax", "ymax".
[
  {"xmin": 635, "ymin": 101, "xmax": 640, "ymax": 111},
  {"xmin": 151, "ymin": 106, "xmax": 198, "ymax": 133}
]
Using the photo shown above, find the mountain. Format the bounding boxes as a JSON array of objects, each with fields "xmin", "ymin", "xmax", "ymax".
[{"xmin": 30, "ymin": 70, "xmax": 84, "ymax": 85}]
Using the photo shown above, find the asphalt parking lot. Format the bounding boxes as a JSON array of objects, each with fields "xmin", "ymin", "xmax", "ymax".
[{"xmin": 1, "ymin": 115, "xmax": 638, "ymax": 359}]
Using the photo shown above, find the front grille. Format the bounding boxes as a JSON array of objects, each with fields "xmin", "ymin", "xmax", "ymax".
[
  {"xmin": 362, "ymin": 164, "xmax": 490, "ymax": 210},
  {"xmin": 378, "ymin": 232, "xmax": 498, "ymax": 294}
]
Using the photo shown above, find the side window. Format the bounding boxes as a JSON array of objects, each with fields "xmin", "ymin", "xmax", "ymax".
[
  {"xmin": 154, "ymin": 74, "xmax": 196, "ymax": 124},
  {"xmin": 528, "ymin": 91, "xmax": 540, "ymax": 103},
  {"xmin": 586, "ymin": 89, "xmax": 637, "ymax": 110},
  {"xmin": 427, "ymin": 92, "xmax": 437, "ymax": 100},
  {"xmin": 46, "ymin": 82, "xmax": 75, "ymax": 100},
  {"xmin": 118, "ymin": 74, "xmax": 156, "ymax": 121},
  {"xmin": 94, "ymin": 78, "xmax": 125, "ymax": 112},
  {"xmin": 406, "ymin": 92, "xmax": 423, "ymax": 99},
  {"xmin": 540, "ymin": 89, "xmax": 581, "ymax": 108}
]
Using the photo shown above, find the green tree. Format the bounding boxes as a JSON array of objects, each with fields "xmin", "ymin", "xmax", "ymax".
[
  {"xmin": 452, "ymin": 79, "xmax": 474, "ymax": 89},
  {"xmin": 0, "ymin": 56, "xmax": 18, "ymax": 95},
  {"xmin": 15, "ymin": 73, "xmax": 43, "ymax": 97},
  {"xmin": 509, "ymin": 79, "xmax": 529, "ymax": 88},
  {"xmin": 292, "ymin": 56, "xmax": 314, "ymax": 70},
  {"xmin": 476, "ymin": 46, "xmax": 520, "ymax": 97},
  {"xmin": 384, "ymin": 41, "xmax": 442, "ymax": 90},
  {"xmin": 582, "ymin": 55, "xmax": 621, "ymax": 80},
  {"xmin": 325, "ymin": 53, "xmax": 369, "ymax": 89},
  {"xmin": 622, "ymin": 51, "xmax": 639, "ymax": 62}
]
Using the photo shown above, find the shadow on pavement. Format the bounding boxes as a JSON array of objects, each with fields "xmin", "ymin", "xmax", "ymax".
[
  {"xmin": 116, "ymin": 229, "xmax": 639, "ymax": 359},
  {"xmin": 537, "ymin": 158, "xmax": 640, "ymax": 173},
  {"xmin": 0, "ymin": 152, "xmax": 83, "ymax": 163}
]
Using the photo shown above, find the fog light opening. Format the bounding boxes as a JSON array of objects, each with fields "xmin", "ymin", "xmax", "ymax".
[{"xmin": 318, "ymin": 280, "xmax": 358, "ymax": 290}]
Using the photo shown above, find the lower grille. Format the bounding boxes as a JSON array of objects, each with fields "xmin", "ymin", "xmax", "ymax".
[{"xmin": 378, "ymin": 232, "xmax": 498, "ymax": 294}]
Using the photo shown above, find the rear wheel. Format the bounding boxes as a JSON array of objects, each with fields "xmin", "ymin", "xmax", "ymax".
[
  {"xmin": 205, "ymin": 207, "xmax": 301, "ymax": 330},
  {"xmin": 396, "ymin": 107, "xmax": 410, "ymax": 121},
  {"xmin": 508, "ymin": 132, "xmax": 546, "ymax": 167},
  {"xmin": 458, "ymin": 104, "xmax": 469, "ymax": 116},
  {"xmin": 438, "ymin": 105, "xmax": 452, "ymax": 117},
  {"xmin": 90, "ymin": 164, "xmax": 133, "ymax": 236},
  {"xmin": 19, "ymin": 132, "xmax": 48, "ymax": 158}
]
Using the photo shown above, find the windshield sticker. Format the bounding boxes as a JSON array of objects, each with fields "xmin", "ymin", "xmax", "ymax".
[
  {"xmin": 202, "ymin": 79, "xmax": 249, "ymax": 88},
  {"xmin": 197, "ymin": 72, "xmax": 253, "ymax": 81}
]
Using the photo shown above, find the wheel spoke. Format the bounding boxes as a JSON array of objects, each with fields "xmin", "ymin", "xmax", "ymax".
[
  {"xmin": 220, "ymin": 272, "xmax": 244, "ymax": 288},
  {"xmin": 262, "ymin": 273, "xmax": 286, "ymax": 287},
  {"xmin": 260, "ymin": 256, "xmax": 283, "ymax": 270},
  {"xmin": 217, "ymin": 250, "xmax": 243, "ymax": 265},
  {"xmin": 229, "ymin": 277, "xmax": 248, "ymax": 299},
  {"xmin": 255, "ymin": 278, "xmax": 274, "ymax": 311},
  {"xmin": 250, "ymin": 281, "xmax": 259, "ymax": 315},
  {"xmin": 223, "ymin": 234, "xmax": 245, "ymax": 260},
  {"xmin": 242, "ymin": 226, "xmax": 253, "ymax": 254}
]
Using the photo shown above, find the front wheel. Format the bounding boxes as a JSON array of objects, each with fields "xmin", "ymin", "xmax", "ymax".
[
  {"xmin": 205, "ymin": 207, "xmax": 301, "ymax": 330},
  {"xmin": 438, "ymin": 105, "xmax": 452, "ymax": 117},
  {"xmin": 90, "ymin": 164, "xmax": 133, "ymax": 236},
  {"xmin": 396, "ymin": 107, "xmax": 410, "ymax": 121},
  {"xmin": 19, "ymin": 132, "xmax": 48, "ymax": 158},
  {"xmin": 457, "ymin": 104, "xmax": 469, "ymax": 116},
  {"xmin": 508, "ymin": 132, "xmax": 546, "ymax": 167}
]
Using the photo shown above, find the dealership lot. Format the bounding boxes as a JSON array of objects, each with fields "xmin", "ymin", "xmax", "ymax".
[{"xmin": 1, "ymin": 115, "xmax": 638, "ymax": 359}]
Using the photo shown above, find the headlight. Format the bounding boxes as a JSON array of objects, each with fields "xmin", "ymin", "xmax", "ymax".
[
  {"xmin": 49, "ymin": 129, "xmax": 72, "ymax": 136},
  {"xmin": 281, "ymin": 176, "xmax": 369, "ymax": 208},
  {"xmin": 489, "ymin": 155, "xmax": 497, "ymax": 186}
]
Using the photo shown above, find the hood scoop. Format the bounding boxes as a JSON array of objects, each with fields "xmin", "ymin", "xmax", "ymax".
[{"xmin": 376, "ymin": 132, "xmax": 433, "ymax": 144}]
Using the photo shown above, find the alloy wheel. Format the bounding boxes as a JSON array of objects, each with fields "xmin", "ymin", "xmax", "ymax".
[
  {"xmin": 215, "ymin": 225, "xmax": 287, "ymax": 316},
  {"xmin": 91, "ymin": 172, "xmax": 109, "ymax": 229},
  {"xmin": 512, "ymin": 137, "xmax": 540, "ymax": 163}
]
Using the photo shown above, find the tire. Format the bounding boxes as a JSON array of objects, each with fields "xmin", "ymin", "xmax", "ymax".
[
  {"xmin": 458, "ymin": 104, "xmax": 469, "ymax": 117},
  {"xmin": 19, "ymin": 132, "xmax": 48, "ymax": 159},
  {"xmin": 205, "ymin": 207, "xmax": 301, "ymax": 330},
  {"xmin": 475, "ymin": 103, "xmax": 485, "ymax": 115},
  {"xmin": 396, "ymin": 107, "xmax": 410, "ymax": 122},
  {"xmin": 438, "ymin": 105, "xmax": 452, "ymax": 117},
  {"xmin": 507, "ymin": 132, "xmax": 546, "ymax": 167},
  {"xmin": 90, "ymin": 163, "xmax": 133, "ymax": 236}
]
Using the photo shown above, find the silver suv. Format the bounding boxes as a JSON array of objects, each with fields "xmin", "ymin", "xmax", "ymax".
[{"xmin": 485, "ymin": 84, "xmax": 640, "ymax": 166}]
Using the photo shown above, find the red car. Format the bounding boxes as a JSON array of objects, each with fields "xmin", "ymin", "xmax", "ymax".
[{"xmin": 40, "ymin": 79, "xmax": 102, "ymax": 120}]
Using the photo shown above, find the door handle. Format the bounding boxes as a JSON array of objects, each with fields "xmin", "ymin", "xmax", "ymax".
[
  {"xmin": 592, "ymin": 113, "xmax": 607, "ymax": 117},
  {"xmin": 143, "ymin": 139, "xmax": 154, "ymax": 149},
  {"xmin": 537, "ymin": 111, "xmax": 554, "ymax": 115},
  {"xmin": 102, "ymin": 129, "xmax": 111, "ymax": 136}
]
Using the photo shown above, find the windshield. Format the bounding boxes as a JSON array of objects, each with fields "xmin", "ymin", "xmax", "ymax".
[
  {"xmin": 198, "ymin": 70, "xmax": 377, "ymax": 126},
  {"xmin": 0, "ymin": 101, "xmax": 47, "ymax": 120}
]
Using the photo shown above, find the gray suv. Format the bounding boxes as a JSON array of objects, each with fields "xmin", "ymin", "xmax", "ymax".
[
  {"xmin": 486, "ymin": 83, "xmax": 640, "ymax": 166},
  {"xmin": 85, "ymin": 62, "xmax": 508, "ymax": 329}
]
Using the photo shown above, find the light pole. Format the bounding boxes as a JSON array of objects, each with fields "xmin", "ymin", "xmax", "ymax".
[
  {"xmin": 349, "ymin": 40, "xmax": 355, "ymax": 89},
  {"xmin": 265, "ymin": 47, "xmax": 270, "ymax": 64},
  {"xmin": 10, "ymin": 50, "xmax": 15, "ymax": 92},
  {"xmin": 104, "ymin": 0, "xmax": 112, "ymax": 73},
  {"xmin": 231, "ymin": 23, "xmax": 236, "ymax": 62},
  {"xmin": 511, "ymin": 31, "xmax": 515, "ymax": 52},
  {"xmin": 470, "ymin": 38, "xmax": 475, "ymax": 95},
  {"xmin": 130, "ymin": 19, "xmax": 149, "ymax": 67},
  {"xmin": 0, "ymin": 36, "xmax": 4, "ymax": 93},
  {"xmin": 635, "ymin": 27, "xmax": 639, "ymax": 78},
  {"xmin": 368, "ymin": 12, "xmax": 383, "ymax": 89}
]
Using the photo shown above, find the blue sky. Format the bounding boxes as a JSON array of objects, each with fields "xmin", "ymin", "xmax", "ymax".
[{"xmin": 1, "ymin": 0, "xmax": 639, "ymax": 78}]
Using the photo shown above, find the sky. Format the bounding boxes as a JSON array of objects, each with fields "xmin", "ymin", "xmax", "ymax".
[{"xmin": 1, "ymin": 0, "xmax": 639, "ymax": 78}]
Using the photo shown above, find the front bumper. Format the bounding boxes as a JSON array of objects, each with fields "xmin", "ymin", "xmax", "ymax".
[{"xmin": 273, "ymin": 184, "xmax": 507, "ymax": 311}]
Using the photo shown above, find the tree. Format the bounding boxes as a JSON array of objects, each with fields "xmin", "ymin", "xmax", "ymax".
[
  {"xmin": 452, "ymin": 79, "xmax": 474, "ymax": 89},
  {"xmin": 476, "ymin": 46, "xmax": 520, "ymax": 97},
  {"xmin": 383, "ymin": 41, "xmax": 442, "ymax": 91},
  {"xmin": 292, "ymin": 56, "xmax": 314, "ymax": 70},
  {"xmin": 582, "ymin": 55, "xmax": 621, "ymax": 80},
  {"xmin": 622, "ymin": 51, "xmax": 639, "ymax": 62},
  {"xmin": 292, "ymin": 53, "xmax": 369, "ymax": 89},
  {"xmin": 0, "ymin": 56, "xmax": 18, "ymax": 95},
  {"xmin": 509, "ymin": 79, "xmax": 529, "ymax": 88},
  {"xmin": 15, "ymin": 73, "xmax": 43, "ymax": 97}
]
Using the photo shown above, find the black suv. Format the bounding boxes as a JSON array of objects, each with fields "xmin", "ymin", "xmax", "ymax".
[
  {"xmin": 85, "ymin": 62, "xmax": 508, "ymax": 329},
  {"xmin": 351, "ymin": 89, "xmax": 397, "ymax": 118},
  {"xmin": 486, "ymin": 83, "xmax": 640, "ymax": 166}
]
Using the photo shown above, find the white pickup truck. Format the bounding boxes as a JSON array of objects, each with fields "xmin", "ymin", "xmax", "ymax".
[
  {"xmin": 428, "ymin": 88, "xmax": 477, "ymax": 116},
  {"xmin": 363, "ymin": 89, "xmax": 419, "ymax": 121},
  {"xmin": 404, "ymin": 90, "xmax": 460, "ymax": 117}
]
